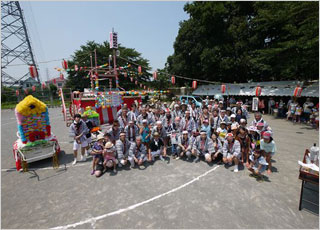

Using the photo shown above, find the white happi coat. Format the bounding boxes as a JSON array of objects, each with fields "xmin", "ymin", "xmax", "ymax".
[{"xmin": 116, "ymin": 139, "xmax": 131, "ymax": 159}]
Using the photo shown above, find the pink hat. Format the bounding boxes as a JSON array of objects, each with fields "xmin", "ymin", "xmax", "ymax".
[
  {"xmin": 263, "ymin": 131, "xmax": 271, "ymax": 138},
  {"xmin": 226, "ymin": 133, "xmax": 234, "ymax": 138},
  {"xmin": 257, "ymin": 122, "xmax": 264, "ymax": 127}
]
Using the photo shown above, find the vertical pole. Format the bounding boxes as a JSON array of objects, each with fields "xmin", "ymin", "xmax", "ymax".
[
  {"xmin": 90, "ymin": 54, "xmax": 93, "ymax": 90},
  {"xmin": 113, "ymin": 49, "xmax": 118, "ymax": 88}
]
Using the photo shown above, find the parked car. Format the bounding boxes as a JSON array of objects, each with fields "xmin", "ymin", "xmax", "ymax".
[{"xmin": 179, "ymin": 95, "xmax": 203, "ymax": 107}]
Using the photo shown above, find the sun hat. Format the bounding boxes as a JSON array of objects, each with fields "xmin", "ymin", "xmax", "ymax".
[
  {"xmin": 231, "ymin": 124, "xmax": 238, "ymax": 130},
  {"xmin": 182, "ymin": 130, "xmax": 188, "ymax": 135},
  {"xmin": 142, "ymin": 119, "xmax": 148, "ymax": 123},
  {"xmin": 97, "ymin": 134, "xmax": 104, "ymax": 141},
  {"xmin": 153, "ymin": 132, "xmax": 159, "ymax": 136},
  {"xmin": 230, "ymin": 114, "xmax": 236, "ymax": 118},
  {"xmin": 248, "ymin": 126, "xmax": 257, "ymax": 132},
  {"xmin": 156, "ymin": 121, "xmax": 162, "ymax": 125},
  {"xmin": 226, "ymin": 107, "xmax": 231, "ymax": 111},
  {"xmin": 240, "ymin": 118, "xmax": 246, "ymax": 123},
  {"xmin": 220, "ymin": 121, "xmax": 226, "ymax": 125},
  {"xmin": 105, "ymin": 142, "xmax": 114, "ymax": 149}
]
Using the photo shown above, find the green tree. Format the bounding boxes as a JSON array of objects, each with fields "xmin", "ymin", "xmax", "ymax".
[{"xmin": 167, "ymin": 1, "xmax": 318, "ymax": 84}]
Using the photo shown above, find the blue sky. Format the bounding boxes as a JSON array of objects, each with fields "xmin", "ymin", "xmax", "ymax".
[{"xmin": 13, "ymin": 1, "xmax": 189, "ymax": 82}]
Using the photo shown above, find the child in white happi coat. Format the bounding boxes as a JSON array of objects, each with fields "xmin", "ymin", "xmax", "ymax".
[
  {"xmin": 222, "ymin": 133, "xmax": 241, "ymax": 172},
  {"xmin": 248, "ymin": 147, "xmax": 268, "ymax": 180},
  {"xmin": 260, "ymin": 131, "xmax": 276, "ymax": 174}
]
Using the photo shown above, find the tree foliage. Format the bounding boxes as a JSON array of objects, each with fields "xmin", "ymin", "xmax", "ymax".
[
  {"xmin": 167, "ymin": 1, "xmax": 318, "ymax": 84},
  {"xmin": 65, "ymin": 41, "xmax": 153, "ymax": 91}
]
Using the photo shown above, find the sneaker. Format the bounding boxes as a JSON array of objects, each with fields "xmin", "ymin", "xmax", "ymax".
[
  {"xmin": 160, "ymin": 156, "xmax": 165, "ymax": 161},
  {"xmin": 194, "ymin": 156, "xmax": 200, "ymax": 163},
  {"xmin": 91, "ymin": 170, "xmax": 95, "ymax": 175},
  {"xmin": 81, "ymin": 156, "xmax": 87, "ymax": 162},
  {"xmin": 72, "ymin": 159, "xmax": 77, "ymax": 165},
  {"xmin": 176, "ymin": 156, "xmax": 180, "ymax": 160},
  {"xmin": 234, "ymin": 168, "xmax": 239, "ymax": 172}
]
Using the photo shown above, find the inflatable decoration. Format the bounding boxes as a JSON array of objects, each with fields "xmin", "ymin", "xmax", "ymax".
[{"xmin": 13, "ymin": 95, "xmax": 60, "ymax": 171}]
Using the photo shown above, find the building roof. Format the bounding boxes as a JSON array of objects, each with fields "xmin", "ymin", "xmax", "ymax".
[{"xmin": 192, "ymin": 81, "xmax": 319, "ymax": 97}]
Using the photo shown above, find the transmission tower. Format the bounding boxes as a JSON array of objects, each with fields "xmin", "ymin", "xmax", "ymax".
[{"xmin": 1, "ymin": 1, "xmax": 40, "ymax": 87}]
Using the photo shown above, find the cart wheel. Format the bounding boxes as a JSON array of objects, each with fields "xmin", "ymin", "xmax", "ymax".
[{"xmin": 22, "ymin": 160, "xmax": 28, "ymax": 172}]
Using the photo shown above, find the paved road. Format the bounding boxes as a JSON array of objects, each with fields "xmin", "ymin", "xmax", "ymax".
[{"xmin": 1, "ymin": 108, "xmax": 319, "ymax": 229}]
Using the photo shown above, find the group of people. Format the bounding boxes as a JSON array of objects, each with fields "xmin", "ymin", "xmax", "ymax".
[{"xmin": 69, "ymin": 97, "xmax": 276, "ymax": 180}]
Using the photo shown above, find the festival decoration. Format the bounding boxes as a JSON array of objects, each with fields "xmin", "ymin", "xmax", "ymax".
[
  {"xmin": 62, "ymin": 59, "xmax": 68, "ymax": 69},
  {"xmin": 60, "ymin": 73, "xmax": 64, "ymax": 80},
  {"xmin": 32, "ymin": 85, "xmax": 36, "ymax": 92},
  {"xmin": 74, "ymin": 65, "xmax": 78, "ymax": 71},
  {"xmin": 171, "ymin": 76, "xmax": 175, "ymax": 85},
  {"xmin": 255, "ymin": 86, "xmax": 262, "ymax": 97},
  {"xmin": 16, "ymin": 90, "xmax": 19, "ymax": 96},
  {"xmin": 42, "ymin": 83, "xmax": 46, "ymax": 89},
  {"xmin": 221, "ymin": 84, "xmax": 226, "ymax": 93},
  {"xmin": 192, "ymin": 80, "xmax": 197, "ymax": 89},
  {"xmin": 53, "ymin": 79, "xmax": 57, "ymax": 84},
  {"xmin": 293, "ymin": 86, "xmax": 303, "ymax": 97},
  {"xmin": 29, "ymin": 65, "xmax": 38, "ymax": 78},
  {"xmin": 82, "ymin": 106, "xmax": 100, "ymax": 126},
  {"xmin": 138, "ymin": 65, "xmax": 142, "ymax": 74}
]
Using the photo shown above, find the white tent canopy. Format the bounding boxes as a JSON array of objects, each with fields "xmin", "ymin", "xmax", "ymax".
[{"xmin": 192, "ymin": 81, "xmax": 319, "ymax": 97}]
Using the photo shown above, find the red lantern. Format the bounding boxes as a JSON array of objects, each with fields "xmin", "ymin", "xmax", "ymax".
[
  {"xmin": 171, "ymin": 76, "xmax": 175, "ymax": 84},
  {"xmin": 62, "ymin": 59, "xmax": 68, "ymax": 69},
  {"xmin": 293, "ymin": 86, "xmax": 303, "ymax": 97},
  {"xmin": 24, "ymin": 89, "xmax": 28, "ymax": 94},
  {"xmin": 255, "ymin": 86, "xmax": 262, "ymax": 96},
  {"xmin": 221, "ymin": 84, "xmax": 226, "ymax": 93},
  {"xmin": 60, "ymin": 73, "xmax": 64, "ymax": 80},
  {"xmin": 42, "ymin": 83, "xmax": 46, "ymax": 89},
  {"xmin": 16, "ymin": 90, "xmax": 19, "ymax": 96},
  {"xmin": 74, "ymin": 65, "xmax": 78, "ymax": 71},
  {"xmin": 192, "ymin": 81, "xmax": 197, "ymax": 89},
  {"xmin": 53, "ymin": 79, "xmax": 57, "ymax": 84},
  {"xmin": 130, "ymin": 77, "xmax": 133, "ymax": 82},
  {"xmin": 32, "ymin": 85, "xmax": 36, "ymax": 92},
  {"xmin": 153, "ymin": 71, "xmax": 157, "ymax": 80},
  {"xmin": 138, "ymin": 66, "xmax": 142, "ymax": 74},
  {"xmin": 29, "ymin": 65, "xmax": 38, "ymax": 78},
  {"xmin": 135, "ymin": 80, "xmax": 138, "ymax": 85}
]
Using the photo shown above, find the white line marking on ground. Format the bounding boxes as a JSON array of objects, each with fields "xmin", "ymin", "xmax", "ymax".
[{"xmin": 51, "ymin": 165, "xmax": 220, "ymax": 229}]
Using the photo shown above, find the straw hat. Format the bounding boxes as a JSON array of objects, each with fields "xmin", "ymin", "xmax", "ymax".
[
  {"xmin": 105, "ymin": 142, "xmax": 114, "ymax": 149},
  {"xmin": 97, "ymin": 134, "xmax": 104, "ymax": 141}
]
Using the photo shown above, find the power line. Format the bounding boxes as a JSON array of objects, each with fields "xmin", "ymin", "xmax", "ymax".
[{"xmin": 118, "ymin": 55, "xmax": 220, "ymax": 84}]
